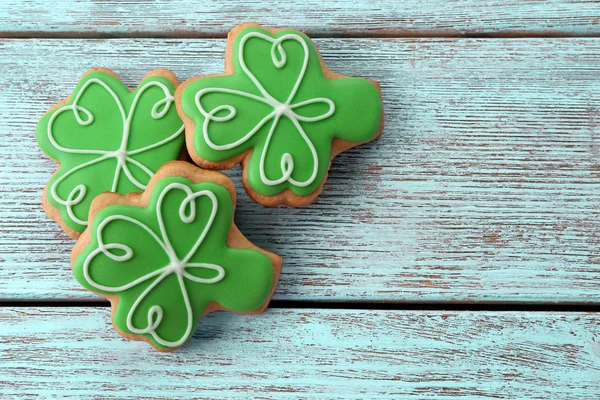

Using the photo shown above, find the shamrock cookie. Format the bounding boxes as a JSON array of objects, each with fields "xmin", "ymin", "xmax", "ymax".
[
  {"xmin": 177, "ymin": 23, "xmax": 384, "ymax": 206},
  {"xmin": 37, "ymin": 68, "xmax": 185, "ymax": 238},
  {"xmin": 71, "ymin": 161, "xmax": 282, "ymax": 351}
]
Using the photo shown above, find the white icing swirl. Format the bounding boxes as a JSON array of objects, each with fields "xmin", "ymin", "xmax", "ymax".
[
  {"xmin": 47, "ymin": 78, "xmax": 184, "ymax": 226},
  {"xmin": 195, "ymin": 32, "xmax": 335, "ymax": 187},
  {"xmin": 83, "ymin": 182, "xmax": 225, "ymax": 348}
]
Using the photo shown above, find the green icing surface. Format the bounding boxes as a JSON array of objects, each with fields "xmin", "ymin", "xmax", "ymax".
[
  {"xmin": 72, "ymin": 176, "xmax": 275, "ymax": 350},
  {"xmin": 36, "ymin": 71, "xmax": 184, "ymax": 233},
  {"xmin": 181, "ymin": 25, "xmax": 383, "ymax": 198}
]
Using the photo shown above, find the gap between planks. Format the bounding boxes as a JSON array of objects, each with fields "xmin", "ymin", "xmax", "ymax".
[
  {"xmin": 3, "ymin": 31, "xmax": 600, "ymax": 40},
  {"xmin": 1, "ymin": 300, "xmax": 599, "ymax": 313}
]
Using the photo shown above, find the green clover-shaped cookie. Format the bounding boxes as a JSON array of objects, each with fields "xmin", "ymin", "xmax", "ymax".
[
  {"xmin": 177, "ymin": 23, "xmax": 383, "ymax": 206},
  {"xmin": 37, "ymin": 68, "xmax": 185, "ymax": 237},
  {"xmin": 72, "ymin": 162, "xmax": 281, "ymax": 351}
]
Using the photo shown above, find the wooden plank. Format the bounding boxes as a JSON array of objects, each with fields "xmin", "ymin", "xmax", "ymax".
[
  {"xmin": 0, "ymin": 307, "xmax": 599, "ymax": 398},
  {"xmin": 2, "ymin": 0, "xmax": 600, "ymax": 38},
  {"xmin": 1, "ymin": 38, "xmax": 599, "ymax": 303}
]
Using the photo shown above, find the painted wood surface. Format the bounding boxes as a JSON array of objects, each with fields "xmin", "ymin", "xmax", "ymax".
[
  {"xmin": 0, "ymin": 307, "xmax": 598, "ymax": 398},
  {"xmin": 3, "ymin": 0, "xmax": 600, "ymax": 38},
  {"xmin": 1, "ymin": 38, "xmax": 599, "ymax": 303},
  {"xmin": 2, "ymin": 3, "xmax": 600, "ymax": 399}
]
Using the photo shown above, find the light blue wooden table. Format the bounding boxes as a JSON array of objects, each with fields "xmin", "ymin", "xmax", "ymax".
[{"xmin": 1, "ymin": 1, "xmax": 600, "ymax": 398}]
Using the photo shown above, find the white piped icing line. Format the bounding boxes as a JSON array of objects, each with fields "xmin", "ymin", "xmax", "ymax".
[
  {"xmin": 47, "ymin": 78, "xmax": 184, "ymax": 226},
  {"xmin": 194, "ymin": 32, "xmax": 335, "ymax": 187},
  {"xmin": 83, "ymin": 182, "xmax": 225, "ymax": 348}
]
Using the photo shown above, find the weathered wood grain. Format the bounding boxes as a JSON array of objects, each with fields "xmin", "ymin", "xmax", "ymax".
[
  {"xmin": 1, "ymin": 38, "xmax": 599, "ymax": 303},
  {"xmin": 0, "ymin": 307, "xmax": 598, "ymax": 398},
  {"xmin": 3, "ymin": 0, "xmax": 600, "ymax": 38}
]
